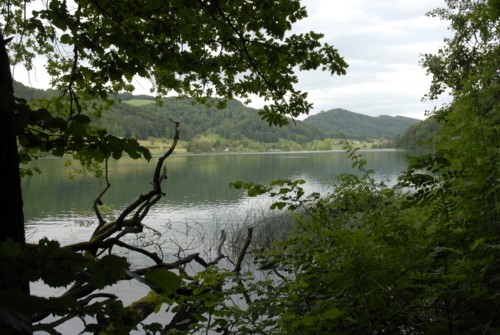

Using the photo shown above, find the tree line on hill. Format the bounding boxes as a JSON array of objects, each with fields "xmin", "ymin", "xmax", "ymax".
[
  {"xmin": 103, "ymin": 96, "xmax": 326, "ymax": 144},
  {"xmin": 14, "ymin": 81, "xmax": 424, "ymax": 151},
  {"xmin": 393, "ymin": 117, "xmax": 441, "ymax": 150},
  {"xmin": 303, "ymin": 108, "xmax": 419, "ymax": 140}
]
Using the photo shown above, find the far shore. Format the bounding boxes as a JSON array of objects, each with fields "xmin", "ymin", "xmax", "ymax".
[{"xmin": 138, "ymin": 138, "xmax": 396, "ymax": 156}]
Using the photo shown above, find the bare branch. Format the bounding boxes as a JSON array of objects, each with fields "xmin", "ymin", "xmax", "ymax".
[
  {"xmin": 153, "ymin": 119, "xmax": 180, "ymax": 190},
  {"xmin": 207, "ymin": 229, "xmax": 227, "ymax": 266},
  {"xmin": 93, "ymin": 158, "xmax": 111, "ymax": 229},
  {"xmin": 234, "ymin": 227, "xmax": 253, "ymax": 273},
  {"xmin": 53, "ymin": 120, "xmax": 222, "ymax": 332},
  {"xmin": 113, "ymin": 239, "xmax": 163, "ymax": 264},
  {"xmin": 134, "ymin": 252, "xmax": 209, "ymax": 275},
  {"xmin": 73, "ymin": 119, "xmax": 181, "ymax": 258}
]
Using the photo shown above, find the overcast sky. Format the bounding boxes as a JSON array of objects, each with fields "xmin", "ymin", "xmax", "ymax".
[
  {"xmin": 293, "ymin": 0, "xmax": 452, "ymax": 119},
  {"xmin": 244, "ymin": 0, "xmax": 452, "ymax": 120},
  {"xmin": 14, "ymin": 0, "xmax": 451, "ymax": 120}
]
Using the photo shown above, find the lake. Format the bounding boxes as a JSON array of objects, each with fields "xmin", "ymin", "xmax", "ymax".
[
  {"xmin": 23, "ymin": 150, "xmax": 408, "ymax": 246},
  {"xmin": 23, "ymin": 150, "xmax": 408, "ymax": 333}
]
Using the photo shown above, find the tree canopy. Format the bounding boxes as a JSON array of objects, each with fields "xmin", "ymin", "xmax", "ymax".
[
  {"xmin": 1, "ymin": 0, "xmax": 498, "ymax": 334},
  {"xmin": 1, "ymin": 0, "xmax": 348, "ymax": 173},
  {"xmin": 0, "ymin": 0, "xmax": 348, "ymax": 333},
  {"xmin": 3, "ymin": 0, "xmax": 347, "ymax": 123},
  {"xmin": 216, "ymin": 1, "xmax": 499, "ymax": 333}
]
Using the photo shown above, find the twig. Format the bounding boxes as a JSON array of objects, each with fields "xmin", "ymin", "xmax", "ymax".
[
  {"xmin": 207, "ymin": 229, "xmax": 227, "ymax": 266},
  {"xmin": 93, "ymin": 158, "xmax": 111, "ymax": 230},
  {"xmin": 234, "ymin": 227, "xmax": 253, "ymax": 273},
  {"xmin": 134, "ymin": 253, "xmax": 209, "ymax": 275}
]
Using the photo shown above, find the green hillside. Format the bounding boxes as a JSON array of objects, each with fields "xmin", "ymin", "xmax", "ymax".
[
  {"xmin": 13, "ymin": 81, "xmax": 57, "ymax": 101},
  {"xmin": 99, "ymin": 97, "xmax": 326, "ymax": 143},
  {"xmin": 13, "ymin": 81, "xmax": 418, "ymax": 145},
  {"xmin": 13, "ymin": 81, "xmax": 324, "ymax": 143},
  {"xmin": 303, "ymin": 108, "xmax": 420, "ymax": 140},
  {"xmin": 394, "ymin": 116, "xmax": 441, "ymax": 150},
  {"xmin": 123, "ymin": 99, "xmax": 156, "ymax": 106}
]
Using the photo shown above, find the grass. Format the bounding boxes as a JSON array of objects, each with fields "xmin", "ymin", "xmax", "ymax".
[
  {"xmin": 139, "ymin": 136, "xmax": 393, "ymax": 156},
  {"xmin": 123, "ymin": 99, "xmax": 155, "ymax": 106},
  {"xmin": 138, "ymin": 138, "xmax": 188, "ymax": 155},
  {"xmin": 202, "ymin": 206, "xmax": 298, "ymax": 270}
]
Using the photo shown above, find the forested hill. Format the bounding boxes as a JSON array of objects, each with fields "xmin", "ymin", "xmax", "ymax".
[
  {"xmin": 13, "ymin": 81, "xmax": 418, "ymax": 142},
  {"xmin": 394, "ymin": 116, "xmax": 441, "ymax": 150},
  {"xmin": 102, "ymin": 97, "xmax": 327, "ymax": 143},
  {"xmin": 303, "ymin": 108, "xmax": 420, "ymax": 140}
]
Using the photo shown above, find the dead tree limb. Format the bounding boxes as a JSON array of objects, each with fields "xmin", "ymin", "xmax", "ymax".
[
  {"xmin": 234, "ymin": 227, "xmax": 253, "ymax": 273},
  {"xmin": 93, "ymin": 158, "xmax": 111, "ymax": 229},
  {"xmin": 37, "ymin": 119, "xmax": 255, "ymax": 332},
  {"xmin": 67, "ymin": 120, "xmax": 180, "ymax": 256}
]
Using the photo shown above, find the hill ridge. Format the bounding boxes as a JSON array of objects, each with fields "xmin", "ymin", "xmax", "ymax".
[
  {"xmin": 13, "ymin": 81, "xmax": 419, "ymax": 142},
  {"xmin": 303, "ymin": 108, "xmax": 420, "ymax": 140}
]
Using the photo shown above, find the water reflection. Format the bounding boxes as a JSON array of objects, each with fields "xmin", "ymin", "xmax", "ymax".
[
  {"xmin": 22, "ymin": 150, "xmax": 408, "ymax": 243},
  {"xmin": 26, "ymin": 150, "xmax": 408, "ymax": 333}
]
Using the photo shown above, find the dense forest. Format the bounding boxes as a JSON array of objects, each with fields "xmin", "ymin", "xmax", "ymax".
[
  {"xmin": 14, "ymin": 81, "xmax": 419, "ymax": 149},
  {"xmin": 103, "ymin": 97, "xmax": 325, "ymax": 144},
  {"xmin": 1, "ymin": 0, "xmax": 498, "ymax": 334},
  {"xmin": 303, "ymin": 108, "xmax": 420, "ymax": 140},
  {"xmin": 394, "ymin": 116, "xmax": 441, "ymax": 150}
]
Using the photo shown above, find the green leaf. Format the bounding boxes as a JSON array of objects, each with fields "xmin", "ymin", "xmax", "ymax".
[
  {"xmin": 279, "ymin": 187, "xmax": 290, "ymax": 194},
  {"xmin": 69, "ymin": 121, "xmax": 88, "ymax": 138},
  {"xmin": 231, "ymin": 180, "xmax": 244, "ymax": 189},
  {"xmin": 144, "ymin": 269, "xmax": 181, "ymax": 295},
  {"xmin": 270, "ymin": 202, "xmax": 286, "ymax": 210},
  {"xmin": 98, "ymin": 254, "xmax": 129, "ymax": 283},
  {"xmin": 72, "ymin": 114, "xmax": 91, "ymax": 124},
  {"xmin": 242, "ymin": 182, "xmax": 255, "ymax": 190},
  {"xmin": 322, "ymin": 308, "xmax": 343, "ymax": 320},
  {"xmin": 60, "ymin": 33, "xmax": 72, "ymax": 44},
  {"xmin": 301, "ymin": 315, "xmax": 317, "ymax": 327}
]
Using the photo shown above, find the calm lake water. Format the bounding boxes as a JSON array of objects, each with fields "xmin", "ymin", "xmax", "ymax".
[
  {"xmin": 23, "ymin": 150, "xmax": 408, "ymax": 333},
  {"xmin": 23, "ymin": 150, "xmax": 408, "ymax": 245}
]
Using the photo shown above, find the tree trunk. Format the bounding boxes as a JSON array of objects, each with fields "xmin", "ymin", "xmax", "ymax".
[
  {"xmin": 0, "ymin": 34, "xmax": 25, "ymax": 245},
  {"xmin": 0, "ymin": 34, "xmax": 31, "ymax": 334}
]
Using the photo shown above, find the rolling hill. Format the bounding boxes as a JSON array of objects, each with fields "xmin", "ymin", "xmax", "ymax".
[
  {"xmin": 302, "ymin": 108, "xmax": 420, "ymax": 140},
  {"xmin": 13, "ymin": 81, "xmax": 419, "ymax": 142},
  {"xmin": 99, "ymin": 97, "xmax": 326, "ymax": 143}
]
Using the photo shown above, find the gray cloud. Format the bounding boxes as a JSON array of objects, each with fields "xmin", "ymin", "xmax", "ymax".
[
  {"xmin": 248, "ymin": 0, "xmax": 452, "ymax": 120},
  {"xmin": 14, "ymin": 0, "xmax": 452, "ymax": 120}
]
